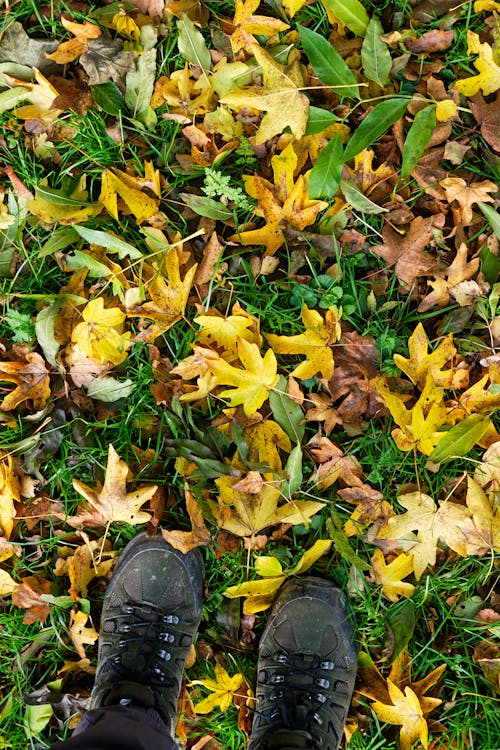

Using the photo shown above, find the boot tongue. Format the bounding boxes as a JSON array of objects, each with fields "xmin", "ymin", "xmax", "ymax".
[{"xmin": 268, "ymin": 729, "xmax": 314, "ymax": 750}]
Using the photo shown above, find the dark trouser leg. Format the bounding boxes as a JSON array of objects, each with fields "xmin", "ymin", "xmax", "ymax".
[{"xmin": 51, "ymin": 704, "xmax": 177, "ymax": 750}]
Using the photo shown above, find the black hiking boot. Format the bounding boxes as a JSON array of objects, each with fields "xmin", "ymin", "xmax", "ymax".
[
  {"xmin": 90, "ymin": 532, "xmax": 204, "ymax": 733},
  {"xmin": 248, "ymin": 576, "xmax": 358, "ymax": 750}
]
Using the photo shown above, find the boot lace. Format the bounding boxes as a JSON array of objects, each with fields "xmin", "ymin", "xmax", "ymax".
[
  {"xmin": 107, "ymin": 602, "xmax": 184, "ymax": 687},
  {"xmin": 255, "ymin": 651, "xmax": 350, "ymax": 745}
]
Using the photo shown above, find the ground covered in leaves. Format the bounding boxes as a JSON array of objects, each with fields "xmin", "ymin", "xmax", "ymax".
[{"xmin": 0, "ymin": 0, "xmax": 499, "ymax": 748}]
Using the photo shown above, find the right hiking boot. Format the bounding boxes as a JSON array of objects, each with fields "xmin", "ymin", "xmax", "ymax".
[
  {"xmin": 90, "ymin": 531, "xmax": 204, "ymax": 734},
  {"xmin": 248, "ymin": 576, "xmax": 358, "ymax": 750}
]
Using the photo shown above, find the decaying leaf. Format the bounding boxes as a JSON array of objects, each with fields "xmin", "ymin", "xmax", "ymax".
[
  {"xmin": 69, "ymin": 610, "xmax": 99, "ymax": 659},
  {"xmin": 439, "ymin": 176, "xmax": 496, "ymax": 225},
  {"xmin": 71, "ymin": 444, "xmax": 157, "ymax": 526},
  {"xmin": 162, "ymin": 483, "xmax": 211, "ymax": 552},
  {"xmin": 11, "ymin": 574, "xmax": 51, "ymax": 624},
  {"xmin": 0, "ymin": 351, "xmax": 50, "ymax": 411},
  {"xmin": 376, "ymin": 490, "xmax": 473, "ymax": 579},
  {"xmin": 46, "ymin": 17, "xmax": 101, "ymax": 64},
  {"xmin": 99, "ymin": 163, "xmax": 160, "ymax": 222},
  {"xmin": 55, "ymin": 539, "xmax": 116, "ymax": 599},
  {"xmin": 230, "ymin": 0, "xmax": 289, "ymax": 53}
]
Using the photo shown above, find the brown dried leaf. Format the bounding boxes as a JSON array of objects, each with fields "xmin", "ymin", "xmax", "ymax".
[
  {"xmin": 405, "ymin": 30, "xmax": 454, "ymax": 53},
  {"xmin": 0, "ymin": 351, "xmax": 51, "ymax": 411},
  {"xmin": 12, "ymin": 574, "xmax": 51, "ymax": 624},
  {"xmin": 372, "ymin": 215, "xmax": 444, "ymax": 290},
  {"xmin": 469, "ymin": 93, "xmax": 500, "ymax": 153}
]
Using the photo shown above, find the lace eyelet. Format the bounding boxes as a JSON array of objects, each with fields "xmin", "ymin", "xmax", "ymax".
[
  {"xmin": 316, "ymin": 678, "xmax": 330, "ymax": 689},
  {"xmin": 320, "ymin": 661, "xmax": 335, "ymax": 671}
]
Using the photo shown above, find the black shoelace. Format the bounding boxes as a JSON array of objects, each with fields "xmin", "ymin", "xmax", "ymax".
[{"xmin": 109, "ymin": 602, "xmax": 182, "ymax": 686}]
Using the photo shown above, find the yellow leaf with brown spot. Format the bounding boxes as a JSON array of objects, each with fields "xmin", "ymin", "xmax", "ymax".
[
  {"xmin": 230, "ymin": 0, "xmax": 289, "ymax": 54},
  {"xmin": 55, "ymin": 539, "xmax": 116, "ymax": 599},
  {"xmin": 69, "ymin": 610, "xmax": 99, "ymax": 659},
  {"xmin": 233, "ymin": 144, "xmax": 327, "ymax": 254},
  {"xmin": 151, "ymin": 65, "xmax": 214, "ymax": 114},
  {"xmin": 46, "ymin": 17, "xmax": 101, "ymax": 64},
  {"xmin": 71, "ymin": 298, "xmax": 131, "ymax": 366},
  {"xmin": 267, "ymin": 305, "xmax": 341, "ymax": 380},
  {"xmin": 12, "ymin": 574, "xmax": 51, "ymax": 623},
  {"xmin": 371, "ymin": 549, "xmax": 416, "ymax": 602},
  {"xmin": 243, "ymin": 420, "xmax": 291, "ymax": 472},
  {"xmin": 71, "ymin": 444, "xmax": 157, "ymax": 526},
  {"xmin": 161, "ymin": 484, "xmax": 211, "ymax": 553}
]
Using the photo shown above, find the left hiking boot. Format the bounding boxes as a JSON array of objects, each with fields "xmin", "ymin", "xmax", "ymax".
[{"xmin": 90, "ymin": 531, "xmax": 204, "ymax": 734}]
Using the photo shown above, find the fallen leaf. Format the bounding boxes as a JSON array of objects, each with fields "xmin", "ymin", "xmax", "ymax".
[
  {"xmin": 371, "ymin": 549, "xmax": 416, "ymax": 602},
  {"xmin": 371, "ymin": 679, "xmax": 431, "ymax": 750},
  {"xmin": 393, "ymin": 323, "xmax": 456, "ymax": 389},
  {"xmin": 80, "ymin": 36, "xmax": 136, "ymax": 85},
  {"xmin": 12, "ymin": 574, "xmax": 51, "ymax": 624},
  {"xmin": 405, "ymin": 29, "xmax": 454, "ymax": 53},
  {"xmin": 472, "ymin": 640, "xmax": 500, "ymax": 694},
  {"xmin": 191, "ymin": 663, "xmax": 244, "ymax": 713},
  {"xmin": 418, "ymin": 244, "xmax": 481, "ymax": 312},
  {"xmin": 71, "ymin": 444, "xmax": 157, "ymax": 526},
  {"xmin": 208, "ymin": 338, "xmax": 279, "ymax": 416},
  {"xmin": 267, "ymin": 306, "xmax": 340, "ymax": 380},
  {"xmin": 439, "ymin": 176, "xmax": 496, "ymax": 225},
  {"xmin": 129, "ymin": 250, "xmax": 197, "ymax": 337},
  {"xmin": 469, "ymin": 93, "xmax": 500, "ymax": 152},
  {"xmin": 69, "ymin": 610, "xmax": 99, "ymax": 659},
  {"xmin": 55, "ymin": 539, "xmax": 116, "ymax": 599},
  {"xmin": 372, "ymin": 215, "xmax": 444, "ymax": 290},
  {"xmin": 0, "ymin": 453, "xmax": 20, "ymax": 539},
  {"xmin": 243, "ymin": 419, "xmax": 292, "ymax": 472},
  {"xmin": 27, "ymin": 176, "xmax": 101, "ymax": 225},
  {"xmin": 99, "ymin": 163, "xmax": 160, "ymax": 223},
  {"xmin": 0, "ymin": 21, "xmax": 58, "ymax": 72},
  {"xmin": 151, "ymin": 65, "xmax": 214, "ymax": 114},
  {"xmin": 309, "ymin": 437, "xmax": 365, "ymax": 490},
  {"xmin": 463, "ymin": 476, "xmax": 500, "ymax": 556},
  {"xmin": 161, "ymin": 484, "xmax": 211, "ymax": 553},
  {"xmin": 376, "ymin": 490, "xmax": 474, "ymax": 579},
  {"xmin": 4, "ymin": 68, "xmax": 62, "ymax": 123},
  {"xmin": 0, "ymin": 567, "xmax": 17, "ymax": 596},
  {"xmin": 232, "ymin": 144, "xmax": 328, "ymax": 255},
  {"xmin": 230, "ymin": 0, "xmax": 289, "ymax": 54},
  {"xmin": 46, "ymin": 17, "xmax": 101, "ymax": 64},
  {"xmin": 71, "ymin": 298, "xmax": 132, "ymax": 367},
  {"xmin": 0, "ymin": 351, "xmax": 50, "ymax": 411},
  {"xmin": 455, "ymin": 31, "xmax": 500, "ymax": 97},
  {"xmin": 221, "ymin": 46, "xmax": 308, "ymax": 144},
  {"xmin": 225, "ymin": 539, "xmax": 331, "ymax": 612}
]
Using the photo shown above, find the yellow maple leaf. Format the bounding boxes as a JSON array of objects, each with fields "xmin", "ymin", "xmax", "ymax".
[
  {"xmin": 195, "ymin": 307, "xmax": 259, "ymax": 355},
  {"xmin": 371, "ymin": 549, "xmax": 415, "ymax": 602},
  {"xmin": 393, "ymin": 323, "xmax": 456, "ymax": 389},
  {"xmin": 0, "ymin": 453, "xmax": 21, "ymax": 540},
  {"xmin": 232, "ymin": 144, "xmax": 328, "ymax": 255},
  {"xmin": 372, "ymin": 375, "xmax": 447, "ymax": 456},
  {"xmin": 99, "ymin": 163, "xmax": 160, "ymax": 223},
  {"xmin": 0, "ymin": 351, "xmax": 51, "ymax": 411},
  {"xmin": 372, "ymin": 680, "xmax": 430, "ymax": 750},
  {"xmin": 342, "ymin": 149, "xmax": 395, "ymax": 198},
  {"xmin": 69, "ymin": 610, "xmax": 99, "ymax": 659},
  {"xmin": 267, "ymin": 305, "xmax": 341, "ymax": 380},
  {"xmin": 71, "ymin": 298, "xmax": 132, "ymax": 366},
  {"xmin": 191, "ymin": 663, "xmax": 244, "ymax": 714},
  {"xmin": 230, "ymin": 0, "xmax": 289, "ymax": 53},
  {"xmin": 151, "ymin": 65, "xmax": 215, "ymax": 114},
  {"xmin": 161, "ymin": 484, "xmax": 211, "ymax": 553},
  {"xmin": 225, "ymin": 539, "xmax": 332, "ymax": 613},
  {"xmin": 221, "ymin": 46, "xmax": 309, "ymax": 145},
  {"xmin": 455, "ymin": 31, "xmax": 500, "ymax": 96},
  {"xmin": 130, "ymin": 250, "xmax": 197, "ymax": 337},
  {"xmin": 464, "ymin": 476, "xmax": 500, "ymax": 556},
  {"xmin": 0, "ymin": 568, "xmax": 17, "ymax": 596},
  {"xmin": 208, "ymin": 338, "xmax": 279, "ymax": 416},
  {"xmin": 55, "ymin": 539, "xmax": 116, "ymax": 600},
  {"xmin": 243, "ymin": 419, "xmax": 292, "ymax": 472},
  {"xmin": 46, "ymin": 16, "xmax": 101, "ymax": 64},
  {"xmin": 71, "ymin": 444, "xmax": 157, "ymax": 526},
  {"xmin": 211, "ymin": 473, "xmax": 324, "ymax": 539},
  {"xmin": 376, "ymin": 490, "xmax": 474, "ymax": 579}
]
